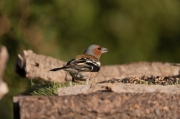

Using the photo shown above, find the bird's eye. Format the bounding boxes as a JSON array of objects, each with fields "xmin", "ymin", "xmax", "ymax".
[{"xmin": 98, "ymin": 47, "xmax": 102, "ymax": 50}]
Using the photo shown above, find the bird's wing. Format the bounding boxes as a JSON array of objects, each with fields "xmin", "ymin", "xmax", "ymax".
[
  {"xmin": 66, "ymin": 54, "xmax": 101, "ymax": 72},
  {"xmin": 50, "ymin": 54, "xmax": 101, "ymax": 72}
]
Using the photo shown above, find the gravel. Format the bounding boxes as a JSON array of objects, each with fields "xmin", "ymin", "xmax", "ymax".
[{"xmin": 99, "ymin": 75, "xmax": 180, "ymax": 85}]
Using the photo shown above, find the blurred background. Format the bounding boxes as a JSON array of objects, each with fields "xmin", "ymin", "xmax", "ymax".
[{"xmin": 0, "ymin": 0, "xmax": 180, "ymax": 118}]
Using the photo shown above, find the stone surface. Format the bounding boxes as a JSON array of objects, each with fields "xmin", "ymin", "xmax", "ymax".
[
  {"xmin": 14, "ymin": 83, "xmax": 180, "ymax": 119},
  {"xmin": 0, "ymin": 46, "xmax": 9, "ymax": 99},
  {"xmin": 0, "ymin": 81, "xmax": 8, "ymax": 99},
  {"xmin": 15, "ymin": 50, "xmax": 67, "ymax": 83},
  {"xmin": 14, "ymin": 91, "xmax": 180, "ymax": 119},
  {"xmin": 57, "ymin": 83, "xmax": 180, "ymax": 96}
]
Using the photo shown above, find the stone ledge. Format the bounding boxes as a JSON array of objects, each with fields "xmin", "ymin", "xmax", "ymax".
[
  {"xmin": 14, "ymin": 84, "xmax": 180, "ymax": 119},
  {"xmin": 57, "ymin": 83, "xmax": 180, "ymax": 96}
]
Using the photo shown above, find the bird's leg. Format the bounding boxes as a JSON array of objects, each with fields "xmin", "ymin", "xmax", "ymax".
[
  {"xmin": 70, "ymin": 78, "xmax": 75, "ymax": 86},
  {"xmin": 30, "ymin": 78, "xmax": 34, "ymax": 86},
  {"xmin": 86, "ymin": 78, "xmax": 89, "ymax": 85},
  {"xmin": 72, "ymin": 78, "xmax": 75, "ymax": 82},
  {"xmin": 69, "ymin": 81, "xmax": 72, "ymax": 86}
]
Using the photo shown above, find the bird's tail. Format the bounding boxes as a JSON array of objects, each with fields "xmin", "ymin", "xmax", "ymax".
[{"xmin": 49, "ymin": 67, "xmax": 64, "ymax": 71}]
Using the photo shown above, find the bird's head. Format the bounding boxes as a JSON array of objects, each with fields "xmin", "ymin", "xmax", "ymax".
[{"xmin": 84, "ymin": 44, "xmax": 108, "ymax": 59}]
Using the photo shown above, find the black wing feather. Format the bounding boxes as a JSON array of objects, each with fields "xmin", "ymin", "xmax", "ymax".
[{"xmin": 50, "ymin": 57, "xmax": 100, "ymax": 72}]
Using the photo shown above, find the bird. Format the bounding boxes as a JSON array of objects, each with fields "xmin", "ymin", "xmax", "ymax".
[{"xmin": 50, "ymin": 44, "xmax": 108, "ymax": 84}]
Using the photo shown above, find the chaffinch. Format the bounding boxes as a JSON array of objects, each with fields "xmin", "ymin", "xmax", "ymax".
[{"xmin": 50, "ymin": 44, "xmax": 108, "ymax": 84}]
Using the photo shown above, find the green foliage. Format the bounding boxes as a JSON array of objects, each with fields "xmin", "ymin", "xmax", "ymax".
[{"xmin": 23, "ymin": 81, "xmax": 73, "ymax": 96}]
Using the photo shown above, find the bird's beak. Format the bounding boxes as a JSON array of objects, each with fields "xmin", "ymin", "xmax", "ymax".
[{"xmin": 102, "ymin": 47, "xmax": 108, "ymax": 53}]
